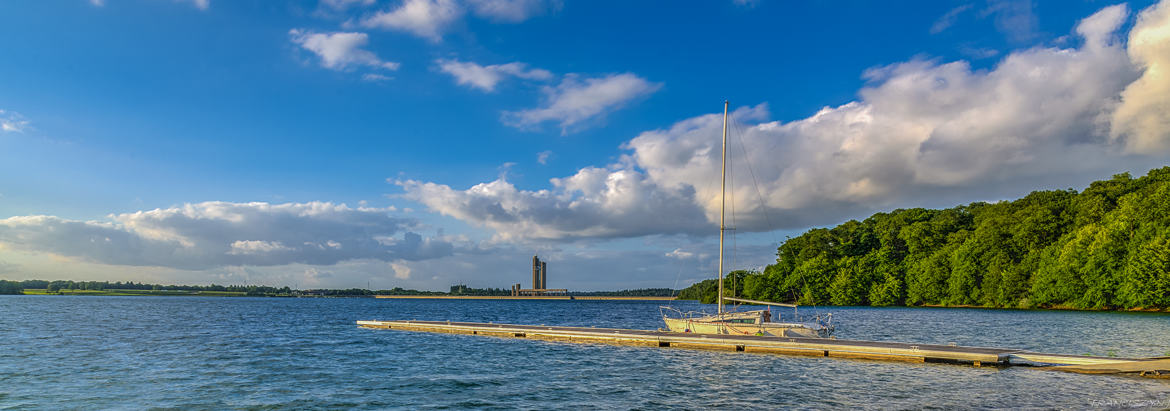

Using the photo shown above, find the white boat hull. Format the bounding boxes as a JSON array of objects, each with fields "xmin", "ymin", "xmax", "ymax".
[{"xmin": 662, "ymin": 316, "xmax": 824, "ymax": 338}]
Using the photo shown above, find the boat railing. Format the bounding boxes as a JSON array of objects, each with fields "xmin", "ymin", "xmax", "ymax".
[{"xmin": 659, "ymin": 306, "xmax": 716, "ymax": 320}]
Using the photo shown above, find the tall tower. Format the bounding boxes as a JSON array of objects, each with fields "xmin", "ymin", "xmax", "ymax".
[
  {"xmin": 540, "ymin": 261, "xmax": 547, "ymax": 290},
  {"xmin": 532, "ymin": 255, "xmax": 541, "ymax": 289}
]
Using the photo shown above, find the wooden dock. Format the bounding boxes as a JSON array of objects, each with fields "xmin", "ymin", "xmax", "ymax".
[{"xmin": 357, "ymin": 320, "xmax": 1170, "ymax": 378}]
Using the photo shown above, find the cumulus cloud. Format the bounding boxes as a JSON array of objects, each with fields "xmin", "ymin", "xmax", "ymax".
[
  {"xmin": 502, "ymin": 73, "xmax": 662, "ymax": 133},
  {"xmin": 0, "ymin": 202, "xmax": 453, "ymax": 270},
  {"xmin": 289, "ymin": 29, "xmax": 400, "ymax": 71},
  {"xmin": 1111, "ymin": 0, "xmax": 1170, "ymax": 153},
  {"xmin": 360, "ymin": 0, "xmax": 463, "ymax": 42},
  {"xmin": 396, "ymin": 166, "xmax": 709, "ymax": 240},
  {"xmin": 390, "ymin": 260, "xmax": 412, "ymax": 279},
  {"xmin": 436, "ymin": 59, "xmax": 552, "ymax": 92},
  {"xmin": 399, "ymin": 2, "xmax": 1170, "ymax": 241},
  {"xmin": 536, "ymin": 150, "xmax": 552, "ymax": 165},
  {"xmin": 0, "ymin": 109, "xmax": 29, "ymax": 133}
]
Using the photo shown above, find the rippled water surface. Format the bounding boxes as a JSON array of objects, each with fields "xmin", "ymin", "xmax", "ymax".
[{"xmin": 2, "ymin": 296, "xmax": 1169, "ymax": 409}]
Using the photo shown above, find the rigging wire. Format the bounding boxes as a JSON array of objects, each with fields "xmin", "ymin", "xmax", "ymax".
[{"xmin": 728, "ymin": 108, "xmax": 825, "ymax": 322}]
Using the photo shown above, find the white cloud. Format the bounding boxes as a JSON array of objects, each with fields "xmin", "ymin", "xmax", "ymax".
[
  {"xmin": 290, "ymin": 29, "xmax": 400, "ymax": 71},
  {"xmin": 466, "ymin": 0, "xmax": 551, "ymax": 22},
  {"xmin": 355, "ymin": 0, "xmax": 554, "ymax": 41},
  {"xmin": 83, "ymin": 0, "xmax": 207, "ymax": 9},
  {"xmin": 0, "ymin": 109, "xmax": 29, "ymax": 133},
  {"xmin": 390, "ymin": 260, "xmax": 412, "ymax": 279},
  {"xmin": 396, "ymin": 165, "xmax": 709, "ymax": 241},
  {"xmin": 982, "ymin": 0, "xmax": 1037, "ymax": 43},
  {"xmin": 931, "ymin": 4, "xmax": 973, "ymax": 34},
  {"xmin": 536, "ymin": 150, "xmax": 552, "ymax": 165},
  {"xmin": 502, "ymin": 73, "xmax": 662, "ymax": 133},
  {"xmin": 399, "ymin": 2, "xmax": 1170, "ymax": 241},
  {"xmin": 321, "ymin": 0, "xmax": 375, "ymax": 10},
  {"xmin": 436, "ymin": 59, "xmax": 552, "ymax": 92},
  {"xmin": 1111, "ymin": 0, "xmax": 1170, "ymax": 153},
  {"xmin": 665, "ymin": 248, "xmax": 694, "ymax": 259},
  {"xmin": 228, "ymin": 240, "xmax": 291, "ymax": 255},
  {"xmin": 360, "ymin": 0, "xmax": 463, "ymax": 42},
  {"xmin": 958, "ymin": 45, "xmax": 1000, "ymax": 59},
  {"xmin": 362, "ymin": 73, "xmax": 392, "ymax": 82},
  {"xmin": 0, "ymin": 201, "xmax": 453, "ymax": 269}
]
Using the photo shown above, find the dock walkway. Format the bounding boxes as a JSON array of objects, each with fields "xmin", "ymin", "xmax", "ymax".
[{"xmin": 357, "ymin": 320, "xmax": 1170, "ymax": 378}]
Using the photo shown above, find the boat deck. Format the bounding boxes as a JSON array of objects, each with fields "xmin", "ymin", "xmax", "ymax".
[{"xmin": 357, "ymin": 320, "xmax": 1170, "ymax": 378}]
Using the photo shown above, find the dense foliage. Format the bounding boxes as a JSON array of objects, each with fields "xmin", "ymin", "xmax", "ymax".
[
  {"xmin": 0, "ymin": 280, "xmax": 23, "ymax": 295},
  {"xmin": 680, "ymin": 167, "xmax": 1170, "ymax": 310},
  {"xmin": 572, "ymin": 288, "xmax": 679, "ymax": 297},
  {"xmin": 449, "ymin": 285, "xmax": 512, "ymax": 296}
]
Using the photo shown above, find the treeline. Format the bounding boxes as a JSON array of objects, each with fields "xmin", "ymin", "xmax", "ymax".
[
  {"xmin": 0, "ymin": 280, "xmax": 23, "ymax": 295},
  {"xmin": 444, "ymin": 285, "xmax": 679, "ymax": 296},
  {"xmin": 449, "ymin": 285, "xmax": 512, "ymax": 296},
  {"xmin": 573, "ymin": 288, "xmax": 678, "ymax": 297},
  {"xmin": 2, "ymin": 279, "xmax": 294, "ymax": 296},
  {"xmin": 680, "ymin": 167, "xmax": 1170, "ymax": 310},
  {"xmin": 677, "ymin": 272, "xmax": 752, "ymax": 303},
  {"xmin": 0, "ymin": 279, "xmax": 679, "ymax": 298}
]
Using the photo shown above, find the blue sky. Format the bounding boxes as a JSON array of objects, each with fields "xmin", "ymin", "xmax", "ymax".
[{"xmin": 1, "ymin": 0, "xmax": 1168, "ymax": 291}]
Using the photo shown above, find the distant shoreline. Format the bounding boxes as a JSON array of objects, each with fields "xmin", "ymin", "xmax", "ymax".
[
  {"xmin": 374, "ymin": 295, "xmax": 677, "ymax": 301},
  {"xmin": 5, "ymin": 289, "xmax": 679, "ymax": 301}
]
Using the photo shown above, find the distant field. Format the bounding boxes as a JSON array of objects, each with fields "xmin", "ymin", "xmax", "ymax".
[{"xmin": 20, "ymin": 289, "xmax": 248, "ymax": 297}]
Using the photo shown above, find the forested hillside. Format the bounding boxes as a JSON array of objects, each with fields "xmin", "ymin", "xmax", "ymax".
[{"xmin": 680, "ymin": 167, "xmax": 1170, "ymax": 310}]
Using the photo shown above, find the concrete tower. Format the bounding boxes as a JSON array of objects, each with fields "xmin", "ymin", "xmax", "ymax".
[{"xmin": 532, "ymin": 255, "xmax": 541, "ymax": 289}]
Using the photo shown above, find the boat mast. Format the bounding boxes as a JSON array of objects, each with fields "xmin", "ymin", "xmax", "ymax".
[{"xmin": 718, "ymin": 100, "xmax": 728, "ymax": 315}]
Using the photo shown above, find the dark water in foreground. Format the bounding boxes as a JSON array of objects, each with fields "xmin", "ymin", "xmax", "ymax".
[{"xmin": 2, "ymin": 296, "xmax": 1169, "ymax": 410}]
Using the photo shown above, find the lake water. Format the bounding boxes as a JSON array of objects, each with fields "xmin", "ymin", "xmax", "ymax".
[{"xmin": 2, "ymin": 296, "xmax": 1169, "ymax": 410}]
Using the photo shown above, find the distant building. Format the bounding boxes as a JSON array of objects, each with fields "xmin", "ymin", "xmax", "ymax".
[
  {"xmin": 513, "ymin": 255, "xmax": 566, "ymax": 296},
  {"xmin": 533, "ymin": 255, "xmax": 543, "ymax": 290}
]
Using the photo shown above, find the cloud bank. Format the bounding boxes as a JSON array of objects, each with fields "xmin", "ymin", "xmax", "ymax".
[
  {"xmin": 401, "ymin": 2, "xmax": 1170, "ymax": 241},
  {"xmin": 0, "ymin": 202, "xmax": 452, "ymax": 270}
]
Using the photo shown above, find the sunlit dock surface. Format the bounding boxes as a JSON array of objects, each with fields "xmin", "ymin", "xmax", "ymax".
[{"xmin": 358, "ymin": 320, "xmax": 1170, "ymax": 379}]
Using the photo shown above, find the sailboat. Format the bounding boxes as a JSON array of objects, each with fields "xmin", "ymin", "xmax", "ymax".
[{"xmin": 662, "ymin": 101, "xmax": 834, "ymax": 339}]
